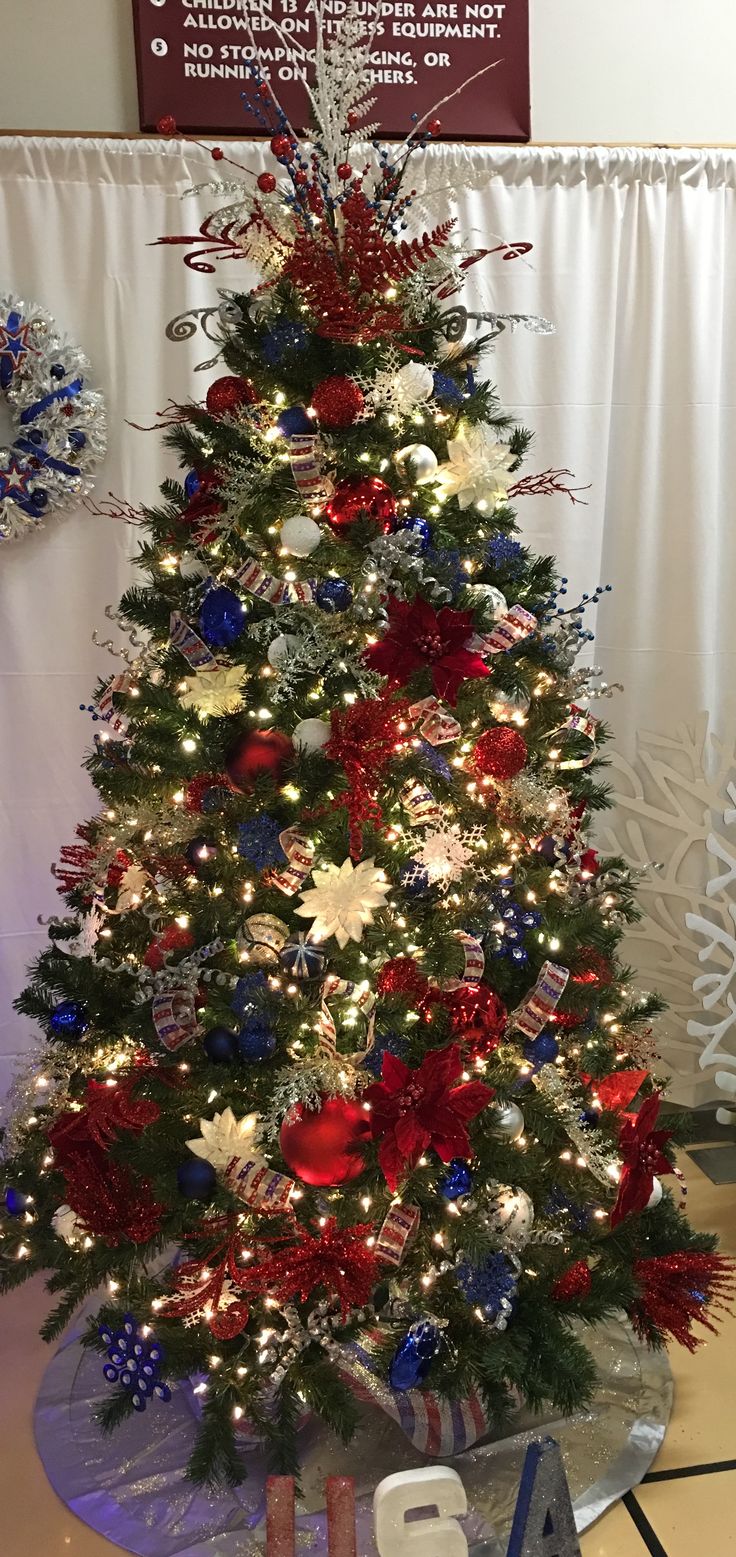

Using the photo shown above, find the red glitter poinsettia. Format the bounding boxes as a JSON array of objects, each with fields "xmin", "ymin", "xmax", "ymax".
[
  {"xmin": 49, "ymin": 1079, "xmax": 160, "ymax": 1157},
  {"xmin": 364, "ymin": 1042, "xmax": 493, "ymax": 1192},
  {"xmin": 629, "ymin": 1252, "xmax": 736, "ymax": 1352},
  {"xmin": 447, "ymin": 982, "xmax": 508, "ymax": 1059},
  {"xmin": 364, "ymin": 597, "xmax": 490, "ymax": 707},
  {"xmin": 242, "ymin": 1217, "xmax": 378, "ymax": 1319},
  {"xmin": 325, "ymin": 696, "xmax": 410, "ymax": 857},
  {"xmin": 609, "ymin": 1092, "xmax": 674, "ymax": 1227}
]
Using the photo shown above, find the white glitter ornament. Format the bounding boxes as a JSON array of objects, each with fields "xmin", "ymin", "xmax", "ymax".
[
  {"xmin": 293, "ymin": 717, "xmax": 331, "ymax": 753},
  {"xmin": 268, "ymin": 633, "xmax": 301, "ymax": 668},
  {"xmin": 394, "ymin": 443, "xmax": 439, "ymax": 484},
  {"xmin": 186, "ymin": 1107, "xmax": 260, "ymax": 1171},
  {"xmin": 295, "ymin": 856, "xmax": 390, "ymax": 948},
  {"xmin": 280, "ymin": 515, "xmax": 323, "ymax": 557},
  {"xmin": 437, "ymin": 423, "xmax": 515, "ymax": 510},
  {"xmin": 52, "ymin": 1204, "xmax": 85, "ymax": 1247}
]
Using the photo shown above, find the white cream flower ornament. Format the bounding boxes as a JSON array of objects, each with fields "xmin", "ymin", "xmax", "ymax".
[
  {"xmin": 178, "ymin": 665, "xmax": 246, "ymax": 718},
  {"xmin": 436, "ymin": 423, "xmax": 515, "ymax": 510},
  {"xmin": 186, "ymin": 1108, "xmax": 260, "ymax": 1170},
  {"xmin": 295, "ymin": 857, "xmax": 390, "ymax": 948}
]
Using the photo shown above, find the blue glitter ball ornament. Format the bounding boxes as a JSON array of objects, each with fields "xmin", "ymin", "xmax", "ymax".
[
  {"xmin": 198, "ymin": 586, "xmax": 245, "ymax": 649},
  {"xmin": 236, "ymin": 1015, "xmax": 276, "ymax": 1062},
  {"xmin": 486, "ymin": 531, "xmax": 525, "ymax": 577},
  {"xmin": 49, "ymin": 1000, "xmax": 89, "ymax": 1040},
  {"xmin": 261, "ymin": 320, "xmax": 309, "ymax": 366},
  {"xmin": 184, "ymin": 470, "xmax": 202, "ymax": 499},
  {"xmin": 439, "ymin": 1158, "xmax": 473, "ymax": 1200},
  {"xmin": 363, "ymin": 1031, "xmax": 409, "ymax": 1079},
  {"xmin": 4, "ymin": 1186, "xmax": 31, "ymax": 1218},
  {"xmin": 456, "ymin": 1251, "xmax": 517, "ymax": 1321},
  {"xmin": 397, "ymin": 515, "xmax": 432, "ymax": 552},
  {"xmin": 579, "ymin": 1108, "xmax": 601, "ymax": 1128},
  {"xmin": 280, "ymin": 933, "xmax": 328, "ymax": 981},
  {"xmin": 99, "ymin": 1314, "xmax": 171, "ymax": 1413},
  {"xmin": 314, "ymin": 578, "xmax": 353, "ymax": 613},
  {"xmin": 231, "ymin": 970, "xmax": 269, "ymax": 1020},
  {"xmin": 185, "ymin": 835, "xmax": 218, "ymax": 871},
  {"xmin": 203, "ymin": 1025, "xmax": 238, "ymax": 1064},
  {"xmin": 417, "ymin": 739, "xmax": 453, "ymax": 782},
  {"xmin": 523, "ymin": 1030, "xmax": 559, "ymax": 1068},
  {"xmin": 389, "ymin": 1321, "xmax": 440, "ymax": 1392},
  {"xmin": 398, "ymin": 860, "xmax": 430, "ymax": 897},
  {"xmin": 277, "ymin": 404, "xmax": 313, "ymax": 437},
  {"xmin": 176, "ymin": 1157, "xmax": 217, "ymax": 1201},
  {"xmin": 68, "ymin": 428, "xmax": 87, "ymax": 452},
  {"xmin": 237, "ymin": 815, "xmax": 285, "ymax": 871},
  {"xmin": 432, "ymin": 369, "xmax": 464, "ymax": 406}
]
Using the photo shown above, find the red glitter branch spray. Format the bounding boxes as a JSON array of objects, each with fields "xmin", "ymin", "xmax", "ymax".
[
  {"xmin": 630, "ymin": 1252, "xmax": 736, "ymax": 1352},
  {"xmin": 325, "ymin": 697, "xmax": 411, "ymax": 858},
  {"xmin": 508, "ymin": 468, "xmax": 590, "ymax": 506}
]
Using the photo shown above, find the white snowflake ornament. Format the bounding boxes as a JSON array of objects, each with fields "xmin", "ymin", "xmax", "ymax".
[
  {"xmin": 295, "ymin": 857, "xmax": 390, "ymax": 948},
  {"xmin": 413, "ymin": 820, "xmax": 483, "ymax": 891},
  {"xmin": 436, "ymin": 424, "xmax": 515, "ymax": 511},
  {"xmin": 179, "ymin": 665, "xmax": 245, "ymax": 719},
  {"xmin": 187, "ymin": 1108, "xmax": 261, "ymax": 1171}
]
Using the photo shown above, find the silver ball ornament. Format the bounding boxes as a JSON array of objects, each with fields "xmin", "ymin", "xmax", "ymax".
[
  {"xmin": 394, "ymin": 443, "xmax": 439, "ymax": 484},
  {"xmin": 293, "ymin": 717, "xmax": 331, "ymax": 754},
  {"xmin": 489, "ymin": 1101, "xmax": 525, "ymax": 1142},
  {"xmin": 280, "ymin": 515, "xmax": 323, "ymax": 557},
  {"xmin": 489, "ymin": 686, "xmax": 531, "ymax": 723}
]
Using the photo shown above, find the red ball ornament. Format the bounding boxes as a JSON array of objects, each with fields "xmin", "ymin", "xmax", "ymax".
[
  {"xmin": 157, "ymin": 114, "xmax": 177, "ymax": 137},
  {"xmin": 346, "ymin": 110, "xmax": 360, "ymax": 129},
  {"xmin": 257, "ymin": 171, "xmax": 277, "ymax": 194},
  {"xmin": 279, "ymin": 1095, "xmax": 371, "ymax": 1186},
  {"xmin": 449, "ymin": 982, "xmax": 507, "ymax": 1058},
  {"xmin": 325, "ymin": 476, "xmax": 397, "ymax": 539},
  {"xmin": 225, "ymin": 728, "xmax": 293, "ymax": 793},
  {"xmin": 376, "ymin": 956, "xmax": 429, "ymax": 1001},
  {"xmin": 336, "ymin": 161, "xmax": 353, "ymax": 180},
  {"xmin": 206, "ymin": 376, "xmax": 257, "ymax": 416},
  {"xmin": 270, "ymin": 133, "xmax": 294, "ymax": 161},
  {"xmin": 427, "ymin": 117, "xmax": 442, "ymax": 135},
  {"xmin": 311, "ymin": 376, "xmax": 365, "ymax": 429},
  {"xmin": 551, "ymin": 1260, "xmax": 592, "ymax": 1302},
  {"xmin": 211, "ymin": 146, "xmax": 225, "ymax": 162},
  {"xmin": 472, "ymin": 727, "xmax": 528, "ymax": 781}
]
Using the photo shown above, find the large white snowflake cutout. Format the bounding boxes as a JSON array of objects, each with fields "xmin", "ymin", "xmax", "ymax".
[
  {"xmin": 413, "ymin": 820, "xmax": 484, "ymax": 891},
  {"xmin": 295, "ymin": 857, "xmax": 390, "ymax": 948},
  {"xmin": 187, "ymin": 1108, "xmax": 261, "ymax": 1171},
  {"xmin": 179, "ymin": 665, "xmax": 246, "ymax": 719},
  {"xmin": 436, "ymin": 423, "xmax": 515, "ymax": 511},
  {"xmin": 362, "ymin": 356, "xmax": 435, "ymax": 423}
]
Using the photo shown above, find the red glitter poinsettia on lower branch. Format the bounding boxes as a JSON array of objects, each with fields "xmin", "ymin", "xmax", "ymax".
[
  {"xmin": 243, "ymin": 1218, "xmax": 378, "ymax": 1320},
  {"xmin": 364, "ymin": 597, "xmax": 490, "ymax": 706},
  {"xmin": 364, "ymin": 1042, "xmax": 493, "ymax": 1192}
]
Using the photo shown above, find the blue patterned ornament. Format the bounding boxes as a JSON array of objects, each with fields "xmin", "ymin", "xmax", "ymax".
[
  {"xmin": 49, "ymin": 1000, "xmax": 89, "ymax": 1040},
  {"xmin": 198, "ymin": 586, "xmax": 246, "ymax": 648},
  {"xmin": 277, "ymin": 404, "xmax": 313, "ymax": 437},
  {"xmin": 99, "ymin": 1313, "xmax": 171, "ymax": 1413},
  {"xmin": 4, "ymin": 1186, "xmax": 31, "ymax": 1217},
  {"xmin": 363, "ymin": 1030, "xmax": 409, "ymax": 1078},
  {"xmin": 314, "ymin": 578, "xmax": 353, "ymax": 613},
  {"xmin": 237, "ymin": 1015, "xmax": 276, "ymax": 1062},
  {"xmin": 398, "ymin": 860, "xmax": 430, "ymax": 897},
  {"xmin": 177, "ymin": 1157, "xmax": 217, "ymax": 1200},
  {"xmin": 439, "ymin": 1159, "xmax": 473, "ymax": 1200},
  {"xmin": 261, "ymin": 320, "xmax": 309, "ymax": 365},
  {"xmin": 389, "ymin": 1320, "xmax": 441, "ymax": 1391},
  {"xmin": 397, "ymin": 514, "xmax": 432, "ymax": 552},
  {"xmin": 279, "ymin": 933, "xmax": 328, "ymax": 981},
  {"xmin": 237, "ymin": 815, "xmax": 285, "ymax": 870},
  {"xmin": 456, "ymin": 1251, "xmax": 518, "ymax": 1323}
]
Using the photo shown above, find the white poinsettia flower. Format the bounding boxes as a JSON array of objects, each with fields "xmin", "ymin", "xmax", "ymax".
[
  {"xmin": 436, "ymin": 423, "xmax": 515, "ymax": 511},
  {"xmin": 395, "ymin": 360, "xmax": 435, "ymax": 404},
  {"xmin": 178, "ymin": 665, "xmax": 246, "ymax": 719},
  {"xmin": 187, "ymin": 1108, "xmax": 261, "ymax": 1171},
  {"xmin": 294, "ymin": 856, "xmax": 390, "ymax": 949}
]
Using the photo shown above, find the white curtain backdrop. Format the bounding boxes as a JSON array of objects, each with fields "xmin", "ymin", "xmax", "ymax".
[{"xmin": 2, "ymin": 138, "xmax": 735, "ymax": 1107}]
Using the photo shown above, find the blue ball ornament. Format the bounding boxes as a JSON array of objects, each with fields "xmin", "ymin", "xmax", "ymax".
[
  {"xmin": 184, "ymin": 470, "xmax": 202, "ymax": 499},
  {"xmin": 397, "ymin": 514, "xmax": 432, "ymax": 552},
  {"xmin": 237, "ymin": 1015, "xmax": 277, "ymax": 1062},
  {"xmin": 203, "ymin": 1026, "xmax": 238, "ymax": 1064},
  {"xmin": 279, "ymin": 933, "xmax": 328, "ymax": 981},
  {"xmin": 198, "ymin": 586, "xmax": 246, "ymax": 649},
  {"xmin": 261, "ymin": 320, "xmax": 309, "ymax": 366},
  {"xmin": 277, "ymin": 404, "xmax": 313, "ymax": 437},
  {"xmin": 185, "ymin": 836, "xmax": 218, "ymax": 871},
  {"xmin": 439, "ymin": 1159, "xmax": 473, "ymax": 1200},
  {"xmin": 314, "ymin": 578, "xmax": 353, "ymax": 613},
  {"xmin": 523, "ymin": 1029, "xmax": 559, "ymax": 1068},
  {"xmin": 177, "ymin": 1158, "xmax": 217, "ymax": 1201},
  {"xmin": 398, "ymin": 860, "xmax": 430, "ymax": 897},
  {"xmin": 49, "ymin": 1000, "xmax": 90, "ymax": 1040},
  {"xmin": 4, "ymin": 1186, "xmax": 31, "ymax": 1217},
  {"xmin": 579, "ymin": 1108, "xmax": 601, "ymax": 1128},
  {"xmin": 389, "ymin": 1321, "xmax": 440, "ymax": 1392},
  {"xmin": 68, "ymin": 429, "xmax": 87, "ymax": 452},
  {"xmin": 432, "ymin": 370, "xmax": 464, "ymax": 406}
]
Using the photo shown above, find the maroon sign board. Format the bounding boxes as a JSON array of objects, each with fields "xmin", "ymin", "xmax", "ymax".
[{"xmin": 132, "ymin": 0, "xmax": 529, "ymax": 141}]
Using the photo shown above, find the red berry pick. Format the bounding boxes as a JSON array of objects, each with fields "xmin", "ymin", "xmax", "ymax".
[
  {"xmin": 156, "ymin": 115, "xmax": 177, "ymax": 137},
  {"xmin": 257, "ymin": 171, "xmax": 277, "ymax": 194}
]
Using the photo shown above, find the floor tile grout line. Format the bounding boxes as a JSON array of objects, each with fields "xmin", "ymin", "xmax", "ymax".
[
  {"xmin": 642, "ymin": 1457, "xmax": 736, "ymax": 1483},
  {"xmin": 622, "ymin": 1492, "xmax": 669, "ymax": 1557}
]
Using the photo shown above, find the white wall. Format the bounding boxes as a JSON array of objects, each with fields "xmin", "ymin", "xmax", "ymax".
[{"xmin": 2, "ymin": 0, "xmax": 736, "ymax": 143}]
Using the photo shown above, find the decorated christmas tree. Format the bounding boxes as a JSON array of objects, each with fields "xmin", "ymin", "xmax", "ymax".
[{"xmin": 2, "ymin": 9, "xmax": 731, "ymax": 1488}]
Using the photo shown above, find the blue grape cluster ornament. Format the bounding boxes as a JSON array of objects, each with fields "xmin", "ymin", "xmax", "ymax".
[
  {"xmin": 99, "ymin": 1314, "xmax": 171, "ymax": 1412},
  {"xmin": 456, "ymin": 1251, "xmax": 518, "ymax": 1327},
  {"xmin": 488, "ymin": 878, "xmax": 542, "ymax": 968},
  {"xmin": 389, "ymin": 1320, "xmax": 441, "ymax": 1391}
]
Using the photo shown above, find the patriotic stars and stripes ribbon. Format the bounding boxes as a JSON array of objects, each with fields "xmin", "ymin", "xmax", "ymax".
[
  {"xmin": 511, "ymin": 960, "xmax": 569, "ymax": 1041},
  {"xmin": 337, "ymin": 1335, "xmax": 491, "ymax": 1456}
]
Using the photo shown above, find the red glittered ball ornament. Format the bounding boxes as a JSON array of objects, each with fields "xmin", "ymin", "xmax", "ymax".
[
  {"xmin": 225, "ymin": 728, "xmax": 293, "ymax": 793},
  {"xmin": 551, "ymin": 1260, "xmax": 592, "ymax": 1302},
  {"xmin": 376, "ymin": 956, "xmax": 429, "ymax": 1001},
  {"xmin": 325, "ymin": 476, "xmax": 397, "ymax": 539},
  {"xmin": 572, "ymin": 947, "xmax": 614, "ymax": 987},
  {"xmin": 279, "ymin": 1095, "xmax": 371, "ymax": 1186},
  {"xmin": 157, "ymin": 114, "xmax": 178, "ymax": 137},
  {"xmin": 472, "ymin": 727, "xmax": 528, "ymax": 781},
  {"xmin": 270, "ymin": 133, "xmax": 294, "ymax": 160},
  {"xmin": 257, "ymin": 171, "xmax": 277, "ymax": 194},
  {"xmin": 206, "ymin": 376, "xmax": 257, "ymax": 416},
  {"xmin": 449, "ymin": 982, "xmax": 507, "ymax": 1058},
  {"xmin": 312, "ymin": 377, "xmax": 365, "ymax": 429}
]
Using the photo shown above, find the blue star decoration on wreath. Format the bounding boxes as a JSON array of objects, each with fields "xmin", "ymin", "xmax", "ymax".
[
  {"xmin": 0, "ymin": 311, "xmax": 37, "ymax": 390},
  {"xmin": 99, "ymin": 1313, "xmax": 172, "ymax": 1412}
]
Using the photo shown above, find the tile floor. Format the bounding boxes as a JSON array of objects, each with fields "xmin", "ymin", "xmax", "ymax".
[{"xmin": 0, "ymin": 1139, "xmax": 733, "ymax": 1555}]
